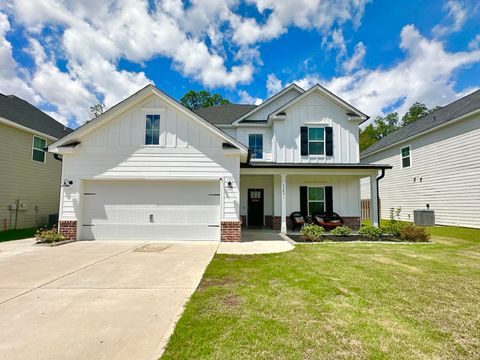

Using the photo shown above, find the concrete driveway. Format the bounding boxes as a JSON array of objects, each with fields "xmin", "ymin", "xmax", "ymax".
[{"xmin": 0, "ymin": 239, "xmax": 218, "ymax": 360}]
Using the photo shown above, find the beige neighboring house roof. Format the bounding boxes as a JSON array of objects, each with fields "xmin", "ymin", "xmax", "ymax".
[{"xmin": 48, "ymin": 84, "xmax": 249, "ymax": 157}]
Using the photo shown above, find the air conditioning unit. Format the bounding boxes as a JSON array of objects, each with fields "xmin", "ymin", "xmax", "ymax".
[{"xmin": 413, "ymin": 210, "xmax": 435, "ymax": 226}]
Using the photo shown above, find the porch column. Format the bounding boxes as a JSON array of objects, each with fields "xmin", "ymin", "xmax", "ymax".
[
  {"xmin": 370, "ymin": 173, "xmax": 379, "ymax": 227},
  {"xmin": 281, "ymin": 173, "xmax": 287, "ymax": 233}
]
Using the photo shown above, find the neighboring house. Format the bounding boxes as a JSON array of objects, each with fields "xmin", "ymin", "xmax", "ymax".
[
  {"xmin": 360, "ymin": 90, "xmax": 480, "ymax": 229},
  {"xmin": 48, "ymin": 84, "xmax": 390, "ymax": 242},
  {"xmin": 0, "ymin": 94, "xmax": 71, "ymax": 231}
]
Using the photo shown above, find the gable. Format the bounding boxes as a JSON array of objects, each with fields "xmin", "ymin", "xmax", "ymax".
[
  {"xmin": 243, "ymin": 87, "xmax": 302, "ymax": 121},
  {"xmin": 80, "ymin": 94, "xmax": 228, "ymax": 150},
  {"xmin": 49, "ymin": 85, "xmax": 247, "ymax": 155},
  {"xmin": 271, "ymin": 84, "xmax": 368, "ymax": 122},
  {"xmin": 234, "ymin": 84, "xmax": 304, "ymax": 124}
]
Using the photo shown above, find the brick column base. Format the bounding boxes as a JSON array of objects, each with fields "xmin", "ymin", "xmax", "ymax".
[
  {"xmin": 272, "ymin": 216, "xmax": 281, "ymax": 230},
  {"xmin": 343, "ymin": 217, "xmax": 361, "ymax": 230},
  {"xmin": 58, "ymin": 220, "xmax": 77, "ymax": 241},
  {"xmin": 221, "ymin": 221, "xmax": 242, "ymax": 242}
]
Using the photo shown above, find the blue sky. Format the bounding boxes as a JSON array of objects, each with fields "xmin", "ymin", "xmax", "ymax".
[{"xmin": 0, "ymin": 0, "xmax": 479, "ymax": 128}]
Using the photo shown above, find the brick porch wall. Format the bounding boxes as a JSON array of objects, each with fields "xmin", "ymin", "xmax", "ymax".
[
  {"xmin": 343, "ymin": 217, "xmax": 361, "ymax": 230},
  {"xmin": 58, "ymin": 220, "xmax": 77, "ymax": 241},
  {"xmin": 221, "ymin": 220, "xmax": 242, "ymax": 242},
  {"xmin": 240, "ymin": 215, "xmax": 247, "ymax": 227}
]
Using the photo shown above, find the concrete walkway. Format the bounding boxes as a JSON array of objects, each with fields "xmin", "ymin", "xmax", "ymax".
[
  {"xmin": 0, "ymin": 239, "xmax": 218, "ymax": 360},
  {"xmin": 217, "ymin": 229, "xmax": 294, "ymax": 255}
]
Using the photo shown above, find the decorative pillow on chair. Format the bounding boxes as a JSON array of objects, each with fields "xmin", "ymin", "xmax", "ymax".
[
  {"xmin": 294, "ymin": 216, "xmax": 304, "ymax": 223},
  {"xmin": 315, "ymin": 216, "xmax": 324, "ymax": 223}
]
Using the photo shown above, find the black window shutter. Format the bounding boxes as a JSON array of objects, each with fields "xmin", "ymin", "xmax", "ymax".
[
  {"xmin": 300, "ymin": 127, "xmax": 308, "ymax": 156},
  {"xmin": 325, "ymin": 186, "xmax": 333, "ymax": 215},
  {"xmin": 300, "ymin": 186, "xmax": 308, "ymax": 217},
  {"xmin": 325, "ymin": 127, "xmax": 333, "ymax": 156}
]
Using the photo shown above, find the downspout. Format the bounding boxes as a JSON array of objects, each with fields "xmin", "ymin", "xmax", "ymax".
[
  {"xmin": 376, "ymin": 168, "xmax": 386, "ymax": 227},
  {"xmin": 53, "ymin": 154, "xmax": 62, "ymax": 162}
]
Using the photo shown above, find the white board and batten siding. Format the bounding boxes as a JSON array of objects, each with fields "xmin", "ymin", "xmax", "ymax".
[
  {"xmin": 60, "ymin": 94, "xmax": 240, "ymax": 240},
  {"xmin": 361, "ymin": 113, "xmax": 480, "ymax": 228},
  {"xmin": 273, "ymin": 92, "xmax": 359, "ymax": 164}
]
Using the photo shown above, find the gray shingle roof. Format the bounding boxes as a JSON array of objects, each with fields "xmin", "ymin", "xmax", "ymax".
[
  {"xmin": 361, "ymin": 89, "xmax": 480, "ymax": 157},
  {"xmin": 193, "ymin": 103, "xmax": 257, "ymax": 124},
  {"xmin": 0, "ymin": 94, "xmax": 72, "ymax": 139}
]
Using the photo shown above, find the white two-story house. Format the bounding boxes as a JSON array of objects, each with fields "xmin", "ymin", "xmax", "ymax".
[{"xmin": 48, "ymin": 84, "xmax": 390, "ymax": 242}]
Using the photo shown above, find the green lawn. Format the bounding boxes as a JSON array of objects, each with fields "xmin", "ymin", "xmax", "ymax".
[
  {"xmin": 0, "ymin": 227, "xmax": 37, "ymax": 242},
  {"xmin": 162, "ymin": 226, "xmax": 480, "ymax": 359}
]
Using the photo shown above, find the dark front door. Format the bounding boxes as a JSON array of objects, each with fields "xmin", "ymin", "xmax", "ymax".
[{"xmin": 248, "ymin": 189, "xmax": 264, "ymax": 227}]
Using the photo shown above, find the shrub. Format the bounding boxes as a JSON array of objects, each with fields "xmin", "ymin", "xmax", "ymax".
[
  {"xmin": 384, "ymin": 207, "xmax": 405, "ymax": 236},
  {"xmin": 330, "ymin": 226, "xmax": 352, "ymax": 236},
  {"xmin": 359, "ymin": 225, "xmax": 383, "ymax": 241},
  {"xmin": 400, "ymin": 224, "xmax": 430, "ymax": 242},
  {"xmin": 300, "ymin": 224, "xmax": 324, "ymax": 241},
  {"xmin": 35, "ymin": 226, "xmax": 67, "ymax": 243},
  {"xmin": 383, "ymin": 221, "xmax": 405, "ymax": 237}
]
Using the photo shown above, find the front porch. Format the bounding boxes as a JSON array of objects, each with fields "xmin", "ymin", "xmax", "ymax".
[{"xmin": 239, "ymin": 165, "xmax": 383, "ymax": 234}]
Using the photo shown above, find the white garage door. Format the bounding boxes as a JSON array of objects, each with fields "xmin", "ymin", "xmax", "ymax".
[{"xmin": 81, "ymin": 180, "xmax": 220, "ymax": 241}]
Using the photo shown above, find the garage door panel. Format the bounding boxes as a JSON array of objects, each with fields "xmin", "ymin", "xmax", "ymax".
[{"xmin": 81, "ymin": 180, "xmax": 220, "ymax": 241}]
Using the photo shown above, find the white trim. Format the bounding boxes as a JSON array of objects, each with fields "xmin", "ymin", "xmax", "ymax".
[
  {"xmin": 0, "ymin": 117, "xmax": 58, "ymax": 141},
  {"xmin": 32, "ymin": 135, "xmax": 47, "ymax": 163},
  {"xmin": 269, "ymin": 84, "xmax": 368, "ymax": 120},
  {"xmin": 307, "ymin": 185, "xmax": 325, "ymax": 216},
  {"xmin": 400, "ymin": 144, "xmax": 412, "ymax": 168},
  {"xmin": 248, "ymin": 133, "xmax": 264, "ymax": 160},
  {"xmin": 307, "ymin": 127, "xmax": 326, "ymax": 156},
  {"xmin": 232, "ymin": 84, "xmax": 304, "ymax": 125},
  {"xmin": 360, "ymin": 108, "xmax": 480, "ymax": 159},
  {"xmin": 144, "ymin": 113, "xmax": 161, "ymax": 146}
]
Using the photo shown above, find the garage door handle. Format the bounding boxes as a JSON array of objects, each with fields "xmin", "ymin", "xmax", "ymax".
[{"xmin": 149, "ymin": 214, "xmax": 154, "ymax": 223}]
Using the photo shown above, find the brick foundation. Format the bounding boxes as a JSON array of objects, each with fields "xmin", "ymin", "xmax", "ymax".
[
  {"xmin": 240, "ymin": 215, "xmax": 247, "ymax": 227},
  {"xmin": 58, "ymin": 220, "xmax": 77, "ymax": 241},
  {"xmin": 264, "ymin": 215, "xmax": 273, "ymax": 229},
  {"xmin": 343, "ymin": 217, "xmax": 361, "ymax": 230},
  {"xmin": 221, "ymin": 220, "xmax": 242, "ymax": 242},
  {"xmin": 272, "ymin": 216, "xmax": 281, "ymax": 230}
]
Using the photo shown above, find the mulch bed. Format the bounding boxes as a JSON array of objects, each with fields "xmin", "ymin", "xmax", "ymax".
[{"xmin": 288, "ymin": 234, "xmax": 403, "ymax": 243}]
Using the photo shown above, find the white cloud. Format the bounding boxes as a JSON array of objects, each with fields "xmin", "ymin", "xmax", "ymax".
[
  {"xmin": 238, "ymin": 90, "xmax": 263, "ymax": 105},
  {"xmin": 275, "ymin": 25, "xmax": 480, "ymax": 121},
  {"xmin": 266, "ymin": 74, "xmax": 283, "ymax": 97},
  {"xmin": 469, "ymin": 34, "xmax": 480, "ymax": 50},
  {"xmin": 0, "ymin": 13, "xmax": 38, "ymax": 102},
  {"xmin": 230, "ymin": 0, "xmax": 369, "ymax": 45},
  {"xmin": 342, "ymin": 42, "xmax": 366, "ymax": 73},
  {"xmin": 432, "ymin": 0, "xmax": 468, "ymax": 37},
  {"xmin": 27, "ymin": 38, "xmax": 98, "ymax": 125}
]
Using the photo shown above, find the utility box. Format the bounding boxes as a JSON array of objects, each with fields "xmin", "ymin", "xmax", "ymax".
[
  {"xmin": 413, "ymin": 210, "xmax": 435, "ymax": 226},
  {"xmin": 18, "ymin": 200, "xmax": 28, "ymax": 211}
]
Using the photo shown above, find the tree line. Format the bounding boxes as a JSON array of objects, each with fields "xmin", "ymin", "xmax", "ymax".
[{"xmin": 359, "ymin": 102, "xmax": 441, "ymax": 151}]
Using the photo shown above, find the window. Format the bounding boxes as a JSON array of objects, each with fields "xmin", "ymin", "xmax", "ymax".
[
  {"xmin": 401, "ymin": 146, "xmax": 411, "ymax": 168},
  {"xmin": 145, "ymin": 114, "xmax": 160, "ymax": 145},
  {"xmin": 308, "ymin": 187, "xmax": 325, "ymax": 215},
  {"xmin": 249, "ymin": 134, "xmax": 263, "ymax": 159},
  {"xmin": 32, "ymin": 136, "xmax": 46, "ymax": 163},
  {"xmin": 308, "ymin": 127, "xmax": 325, "ymax": 155}
]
